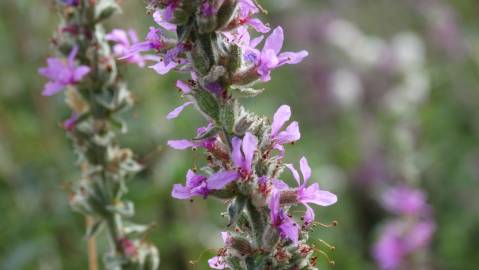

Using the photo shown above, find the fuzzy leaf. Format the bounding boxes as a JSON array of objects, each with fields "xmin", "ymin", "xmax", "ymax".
[{"xmin": 228, "ymin": 195, "xmax": 247, "ymax": 226}]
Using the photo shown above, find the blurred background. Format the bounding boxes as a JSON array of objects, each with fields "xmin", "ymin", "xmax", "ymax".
[{"xmin": 1, "ymin": 0, "xmax": 479, "ymax": 269}]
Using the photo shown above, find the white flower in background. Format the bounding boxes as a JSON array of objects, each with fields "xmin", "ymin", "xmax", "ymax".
[
  {"xmin": 330, "ymin": 68, "xmax": 363, "ymax": 108},
  {"xmin": 325, "ymin": 19, "xmax": 387, "ymax": 67}
]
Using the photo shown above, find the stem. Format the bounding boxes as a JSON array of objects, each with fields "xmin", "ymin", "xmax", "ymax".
[{"xmin": 86, "ymin": 216, "xmax": 99, "ymax": 270}]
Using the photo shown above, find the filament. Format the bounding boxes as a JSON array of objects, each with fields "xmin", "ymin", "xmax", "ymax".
[
  {"xmin": 189, "ymin": 248, "xmax": 217, "ymax": 265},
  {"xmin": 318, "ymin": 239, "xmax": 336, "ymax": 251},
  {"xmin": 312, "ymin": 220, "xmax": 338, "ymax": 228},
  {"xmin": 312, "ymin": 247, "xmax": 335, "ymax": 266}
]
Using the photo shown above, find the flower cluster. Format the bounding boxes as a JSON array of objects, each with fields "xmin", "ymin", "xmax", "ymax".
[
  {"xmin": 107, "ymin": 0, "xmax": 337, "ymax": 268},
  {"xmin": 373, "ymin": 186, "xmax": 435, "ymax": 270},
  {"xmin": 39, "ymin": 1, "xmax": 158, "ymax": 269}
]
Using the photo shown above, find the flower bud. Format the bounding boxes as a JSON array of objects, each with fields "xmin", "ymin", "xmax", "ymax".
[
  {"xmin": 95, "ymin": 0, "xmax": 121, "ymax": 23},
  {"xmin": 216, "ymin": 0, "xmax": 239, "ymax": 30},
  {"xmin": 279, "ymin": 190, "xmax": 299, "ymax": 205},
  {"xmin": 229, "ymin": 235, "xmax": 253, "ymax": 255},
  {"xmin": 227, "ymin": 44, "xmax": 242, "ymax": 75}
]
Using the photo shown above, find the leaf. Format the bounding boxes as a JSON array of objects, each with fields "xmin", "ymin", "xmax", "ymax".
[
  {"xmin": 231, "ymin": 87, "xmax": 266, "ymax": 98},
  {"xmin": 227, "ymin": 195, "xmax": 247, "ymax": 226}
]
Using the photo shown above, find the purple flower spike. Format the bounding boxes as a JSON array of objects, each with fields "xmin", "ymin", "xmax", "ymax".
[
  {"xmin": 38, "ymin": 46, "xmax": 90, "ymax": 96},
  {"xmin": 231, "ymin": 132, "xmax": 258, "ymax": 178},
  {"xmin": 275, "ymin": 157, "xmax": 337, "ymax": 225},
  {"xmin": 269, "ymin": 192, "xmax": 299, "ymax": 244},
  {"xmin": 255, "ymin": 27, "xmax": 309, "ymax": 82},
  {"xmin": 270, "ymin": 105, "xmax": 301, "ymax": 156}
]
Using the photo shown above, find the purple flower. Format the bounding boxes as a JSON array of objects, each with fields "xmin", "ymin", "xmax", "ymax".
[
  {"xmin": 252, "ymin": 27, "xmax": 309, "ymax": 82},
  {"xmin": 168, "ymin": 123, "xmax": 217, "ymax": 151},
  {"xmin": 208, "ymin": 232, "xmax": 231, "ymax": 269},
  {"xmin": 237, "ymin": 0, "xmax": 270, "ymax": 33},
  {"xmin": 223, "ymin": 26, "xmax": 264, "ymax": 56},
  {"xmin": 269, "ymin": 191, "xmax": 299, "ymax": 244},
  {"xmin": 382, "ymin": 186, "xmax": 429, "ymax": 216},
  {"xmin": 123, "ymin": 27, "xmax": 166, "ymax": 59},
  {"xmin": 171, "ymin": 169, "xmax": 239, "ymax": 199},
  {"xmin": 63, "ymin": 112, "xmax": 79, "ymax": 131},
  {"xmin": 275, "ymin": 157, "xmax": 337, "ymax": 225},
  {"xmin": 208, "ymin": 255, "xmax": 227, "ymax": 269},
  {"xmin": 38, "ymin": 46, "xmax": 90, "ymax": 96},
  {"xmin": 153, "ymin": 10, "xmax": 176, "ymax": 31},
  {"xmin": 166, "ymin": 81, "xmax": 194, "ymax": 120},
  {"xmin": 106, "ymin": 29, "xmax": 150, "ymax": 67},
  {"xmin": 231, "ymin": 132, "xmax": 258, "ymax": 178},
  {"xmin": 270, "ymin": 105, "xmax": 300, "ymax": 156},
  {"xmin": 163, "ymin": 0, "xmax": 180, "ymax": 21},
  {"xmin": 166, "ymin": 101, "xmax": 194, "ymax": 120},
  {"xmin": 201, "ymin": 1, "xmax": 216, "ymax": 16},
  {"xmin": 149, "ymin": 43, "xmax": 188, "ymax": 75},
  {"xmin": 373, "ymin": 220, "xmax": 435, "ymax": 270}
]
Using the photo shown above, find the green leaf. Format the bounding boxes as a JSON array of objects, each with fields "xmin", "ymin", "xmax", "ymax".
[{"xmin": 227, "ymin": 195, "xmax": 247, "ymax": 226}]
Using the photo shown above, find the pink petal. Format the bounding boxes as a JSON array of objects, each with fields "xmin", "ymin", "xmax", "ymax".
[
  {"xmin": 176, "ymin": 80, "xmax": 192, "ymax": 94},
  {"xmin": 153, "ymin": 10, "xmax": 177, "ymax": 31},
  {"xmin": 207, "ymin": 170, "xmax": 239, "ymax": 190},
  {"xmin": 149, "ymin": 60, "xmax": 177, "ymax": 75},
  {"xmin": 42, "ymin": 81, "xmax": 65, "ymax": 96},
  {"xmin": 299, "ymin": 157, "xmax": 311, "ymax": 183},
  {"xmin": 167, "ymin": 139, "xmax": 197, "ymax": 150},
  {"xmin": 166, "ymin": 101, "xmax": 193, "ymax": 120},
  {"xmin": 278, "ymin": 50, "xmax": 309, "ymax": 65},
  {"xmin": 275, "ymin": 121, "xmax": 300, "ymax": 144},
  {"xmin": 73, "ymin": 66, "xmax": 91, "ymax": 82},
  {"xmin": 231, "ymin": 137, "xmax": 243, "ymax": 169},
  {"xmin": 271, "ymin": 105, "xmax": 291, "ymax": 136},
  {"xmin": 242, "ymin": 132, "xmax": 258, "ymax": 172},
  {"xmin": 285, "ymin": 163, "xmax": 301, "ymax": 186},
  {"xmin": 303, "ymin": 203, "xmax": 315, "ymax": 225},
  {"xmin": 171, "ymin": 184, "xmax": 192, "ymax": 199},
  {"xmin": 208, "ymin": 256, "xmax": 227, "ymax": 269},
  {"xmin": 272, "ymin": 179, "xmax": 289, "ymax": 191},
  {"xmin": 263, "ymin": 27, "xmax": 284, "ymax": 55},
  {"xmin": 247, "ymin": 18, "xmax": 270, "ymax": 33}
]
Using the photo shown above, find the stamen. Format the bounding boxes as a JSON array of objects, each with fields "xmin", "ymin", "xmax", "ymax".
[
  {"xmin": 312, "ymin": 220, "xmax": 338, "ymax": 228},
  {"xmin": 318, "ymin": 239, "xmax": 336, "ymax": 251},
  {"xmin": 312, "ymin": 247, "xmax": 335, "ymax": 266},
  {"xmin": 189, "ymin": 248, "xmax": 217, "ymax": 265},
  {"xmin": 253, "ymin": 0, "xmax": 268, "ymax": 14}
]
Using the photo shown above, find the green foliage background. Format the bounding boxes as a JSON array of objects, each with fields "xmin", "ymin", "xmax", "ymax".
[{"xmin": 1, "ymin": 0, "xmax": 478, "ymax": 269}]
